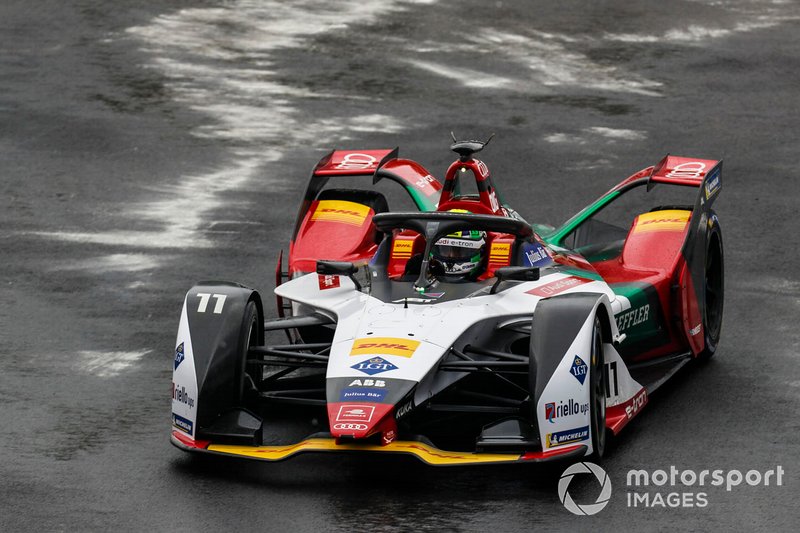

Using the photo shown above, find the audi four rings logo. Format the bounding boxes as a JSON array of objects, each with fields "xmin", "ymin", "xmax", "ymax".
[
  {"xmin": 333, "ymin": 423, "xmax": 368, "ymax": 431},
  {"xmin": 558, "ymin": 462, "xmax": 612, "ymax": 515}
]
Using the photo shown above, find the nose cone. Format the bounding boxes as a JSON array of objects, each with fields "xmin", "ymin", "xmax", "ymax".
[
  {"xmin": 327, "ymin": 402, "xmax": 395, "ymax": 439},
  {"xmin": 326, "ymin": 376, "xmax": 417, "ymax": 442}
]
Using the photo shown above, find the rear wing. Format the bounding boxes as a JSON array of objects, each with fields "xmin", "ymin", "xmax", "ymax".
[
  {"xmin": 547, "ymin": 155, "xmax": 721, "ymax": 247},
  {"xmin": 647, "ymin": 155, "xmax": 721, "ymax": 203},
  {"xmin": 292, "ymin": 149, "xmax": 441, "ymax": 240},
  {"xmin": 313, "ymin": 149, "xmax": 397, "ymax": 176}
]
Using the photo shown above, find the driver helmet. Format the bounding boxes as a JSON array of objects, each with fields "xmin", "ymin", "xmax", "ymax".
[{"xmin": 431, "ymin": 211, "xmax": 486, "ymax": 278}]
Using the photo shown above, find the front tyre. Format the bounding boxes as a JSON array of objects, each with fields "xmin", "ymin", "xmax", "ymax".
[
  {"xmin": 589, "ymin": 316, "xmax": 606, "ymax": 458},
  {"xmin": 238, "ymin": 300, "xmax": 261, "ymax": 404}
]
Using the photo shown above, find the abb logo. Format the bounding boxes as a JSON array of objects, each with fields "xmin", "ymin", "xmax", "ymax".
[{"xmin": 333, "ymin": 423, "xmax": 368, "ymax": 431}]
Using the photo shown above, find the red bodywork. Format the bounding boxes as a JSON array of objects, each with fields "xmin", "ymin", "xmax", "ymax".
[
  {"xmin": 290, "ymin": 198, "xmax": 382, "ymax": 273},
  {"xmin": 585, "ymin": 156, "xmax": 722, "ymax": 360},
  {"xmin": 439, "ymin": 158, "xmax": 506, "ymax": 215},
  {"xmin": 287, "ymin": 149, "xmax": 444, "ymax": 277},
  {"xmin": 591, "ymin": 210, "xmax": 694, "ymax": 361}
]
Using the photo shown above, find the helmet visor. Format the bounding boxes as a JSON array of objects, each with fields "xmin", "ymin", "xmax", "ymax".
[{"xmin": 431, "ymin": 234, "xmax": 485, "ymax": 275}]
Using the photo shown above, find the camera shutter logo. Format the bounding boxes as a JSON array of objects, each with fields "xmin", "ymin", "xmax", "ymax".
[{"xmin": 558, "ymin": 462, "xmax": 612, "ymax": 515}]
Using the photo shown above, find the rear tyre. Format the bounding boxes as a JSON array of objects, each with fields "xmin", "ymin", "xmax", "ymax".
[
  {"xmin": 589, "ymin": 316, "xmax": 606, "ymax": 459},
  {"xmin": 698, "ymin": 222, "xmax": 724, "ymax": 361}
]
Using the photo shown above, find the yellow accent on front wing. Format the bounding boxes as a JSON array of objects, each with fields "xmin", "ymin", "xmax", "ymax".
[{"xmin": 207, "ymin": 438, "xmax": 522, "ymax": 465}]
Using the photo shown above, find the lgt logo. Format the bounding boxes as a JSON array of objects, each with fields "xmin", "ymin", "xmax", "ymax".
[
  {"xmin": 570, "ymin": 356, "xmax": 588, "ymax": 385},
  {"xmin": 351, "ymin": 357, "xmax": 398, "ymax": 376}
]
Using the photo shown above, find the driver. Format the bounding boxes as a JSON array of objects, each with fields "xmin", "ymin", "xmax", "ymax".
[{"xmin": 430, "ymin": 229, "xmax": 487, "ymax": 281}]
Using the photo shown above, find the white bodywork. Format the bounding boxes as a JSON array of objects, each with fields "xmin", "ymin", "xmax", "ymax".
[
  {"xmin": 172, "ymin": 298, "xmax": 199, "ymax": 439},
  {"xmin": 276, "ymin": 269, "xmax": 643, "ymax": 456}
]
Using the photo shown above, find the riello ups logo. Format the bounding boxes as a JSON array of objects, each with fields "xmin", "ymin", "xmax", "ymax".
[{"xmin": 350, "ymin": 337, "xmax": 420, "ymax": 358}]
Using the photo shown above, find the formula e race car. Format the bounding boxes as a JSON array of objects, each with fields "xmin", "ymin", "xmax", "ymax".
[{"xmin": 171, "ymin": 136, "xmax": 723, "ymax": 465}]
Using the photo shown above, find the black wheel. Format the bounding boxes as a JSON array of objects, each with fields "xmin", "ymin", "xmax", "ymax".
[
  {"xmin": 237, "ymin": 300, "xmax": 261, "ymax": 403},
  {"xmin": 698, "ymin": 222, "xmax": 724, "ymax": 361},
  {"xmin": 589, "ymin": 316, "xmax": 606, "ymax": 459}
]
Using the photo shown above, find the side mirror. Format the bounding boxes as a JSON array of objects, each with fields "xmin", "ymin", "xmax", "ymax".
[
  {"xmin": 490, "ymin": 266, "xmax": 540, "ymax": 294},
  {"xmin": 316, "ymin": 260, "xmax": 357, "ymax": 276},
  {"xmin": 316, "ymin": 260, "xmax": 361, "ymax": 291}
]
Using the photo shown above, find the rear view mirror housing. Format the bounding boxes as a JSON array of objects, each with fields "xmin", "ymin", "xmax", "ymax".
[{"xmin": 316, "ymin": 260, "xmax": 361, "ymax": 291}]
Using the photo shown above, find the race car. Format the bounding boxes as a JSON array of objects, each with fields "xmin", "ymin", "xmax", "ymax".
[{"xmin": 171, "ymin": 136, "xmax": 723, "ymax": 465}]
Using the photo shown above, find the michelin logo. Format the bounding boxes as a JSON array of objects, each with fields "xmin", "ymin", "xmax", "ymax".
[
  {"xmin": 546, "ymin": 426, "xmax": 590, "ymax": 448},
  {"xmin": 172, "ymin": 413, "xmax": 193, "ymax": 434}
]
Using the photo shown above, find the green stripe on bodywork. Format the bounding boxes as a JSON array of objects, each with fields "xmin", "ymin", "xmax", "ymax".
[
  {"xmin": 407, "ymin": 188, "xmax": 439, "ymax": 211},
  {"xmin": 557, "ymin": 266, "xmax": 604, "ymax": 281},
  {"xmin": 610, "ymin": 283, "xmax": 647, "ymax": 300},
  {"xmin": 544, "ymin": 190, "xmax": 621, "ymax": 246},
  {"xmin": 611, "ymin": 282, "xmax": 659, "ymax": 344}
]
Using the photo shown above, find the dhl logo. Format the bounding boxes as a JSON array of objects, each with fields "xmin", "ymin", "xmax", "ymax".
[
  {"xmin": 350, "ymin": 337, "xmax": 421, "ymax": 358},
  {"xmin": 311, "ymin": 200, "xmax": 370, "ymax": 226},
  {"xmin": 633, "ymin": 210, "xmax": 690, "ymax": 234},
  {"xmin": 392, "ymin": 239, "xmax": 414, "ymax": 258},
  {"xmin": 321, "ymin": 208, "xmax": 360, "ymax": 216},
  {"xmin": 489, "ymin": 242, "xmax": 511, "ymax": 263}
]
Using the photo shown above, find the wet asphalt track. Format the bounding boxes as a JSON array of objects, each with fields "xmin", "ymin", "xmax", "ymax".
[{"xmin": 2, "ymin": 0, "xmax": 799, "ymax": 530}]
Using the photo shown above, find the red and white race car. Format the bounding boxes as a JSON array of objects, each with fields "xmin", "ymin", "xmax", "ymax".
[{"xmin": 171, "ymin": 137, "xmax": 723, "ymax": 465}]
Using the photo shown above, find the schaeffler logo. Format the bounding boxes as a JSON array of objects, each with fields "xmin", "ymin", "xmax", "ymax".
[{"xmin": 558, "ymin": 462, "xmax": 612, "ymax": 516}]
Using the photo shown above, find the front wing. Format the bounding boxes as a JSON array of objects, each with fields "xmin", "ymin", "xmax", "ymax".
[{"xmin": 171, "ymin": 430, "xmax": 587, "ymax": 466}]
